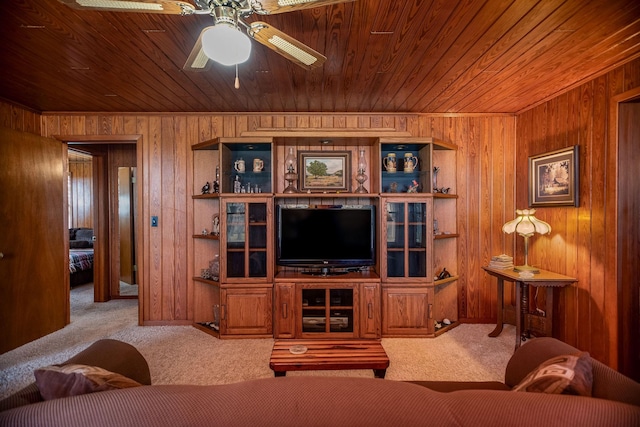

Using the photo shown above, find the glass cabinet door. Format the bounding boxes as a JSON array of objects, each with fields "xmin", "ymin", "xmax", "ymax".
[
  {"xmin": 386, "ymin": 202, "xmax": 405, "ymax": 277},
  {"xmin": 384, "ymin": 200, "xmax": 428, "ymax": 279},
  {"xmin": 223, "ymin": 199, "xmax": 270, "ymax": 280},
  {"xmin": 301, "ymin": 287, "xmax": 355, "ymax": 335},
  {"xmin": 226, "ymin": 202, "xmax": 246, "ymax": 277}
]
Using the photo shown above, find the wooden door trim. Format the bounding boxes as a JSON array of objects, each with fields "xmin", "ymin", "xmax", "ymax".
[{"xmin": 61, "ymin": 135, "xmax": 142, "ymax": 324}]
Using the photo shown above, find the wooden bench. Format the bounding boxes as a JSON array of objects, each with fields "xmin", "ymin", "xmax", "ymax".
[{"xmin": 269, "ymin": 339, "xmax": 390, "ymax": 378}]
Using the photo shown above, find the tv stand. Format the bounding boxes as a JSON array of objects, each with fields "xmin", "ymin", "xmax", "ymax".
[{"xmin": 273, "ymin": 271, "xmax": 381, "ymax": 339}]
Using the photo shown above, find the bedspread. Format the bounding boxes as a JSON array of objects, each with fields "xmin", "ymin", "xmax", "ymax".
[{"xmin": 69, "ymin": 249, "xmax": 94, "ymax": 273}]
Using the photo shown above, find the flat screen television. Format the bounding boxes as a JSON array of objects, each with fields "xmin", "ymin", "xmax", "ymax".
[{"xmin": 276, "ymin": 205, "xmax": 375, "ymax": 273}]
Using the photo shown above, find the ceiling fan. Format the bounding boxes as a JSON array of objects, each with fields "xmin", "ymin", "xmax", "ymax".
[{"xmin": 59, "ymin": 0, "xmax": 355, "ymax": 73}]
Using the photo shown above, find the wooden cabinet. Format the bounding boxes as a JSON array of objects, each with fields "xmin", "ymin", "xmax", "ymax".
[
  {"xmin": 360, "ymin": 283, "xmax": 381, "ymax": 338},
  {"xmin": 381, "ymin": 197, "xmax": 434, "ymax": 282},
  {"xmin": 273, "ymin": 282, "xmax": 296, "ymax": 338},
  {"xmin": 190, "ymin": 136, "xmax": 458, "ymax": 340},
  {"xmin": 220, "ymin": 197, "xmax": 273, "ymax": 284},
  {"xmin": 220, "ymin": 286, "xmax": 272, "ymax": 337},
  {"xmin": 378, "ymin": 138, "xmax": 458, "ymax": 337},
  {"xmin": 192, "ymin": 138, "xmax": 274, "ymax": 338},
  {"xmin": 273, "ymin": 277, "xmax": 381, "ymax": 339},
  {"xmin": 382, "ymin": 286, "xmax": 432, "ymax": 336}
]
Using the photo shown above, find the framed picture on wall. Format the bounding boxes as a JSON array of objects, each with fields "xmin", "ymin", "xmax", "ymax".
[
  {"xmin": 298, "ymin": 151, "xmax": 351, "ymax": 192},
  {"xmin": 528, "ymin": 145, "xmax": 579, "ymax": 207}
]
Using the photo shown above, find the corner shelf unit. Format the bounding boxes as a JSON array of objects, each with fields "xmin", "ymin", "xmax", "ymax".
[{"xmin": 190, "ymin": 136, "xmax": 458, "ymax": 339}]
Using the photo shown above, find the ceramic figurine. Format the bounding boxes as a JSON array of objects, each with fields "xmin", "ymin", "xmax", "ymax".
[{"xmin": 201, "ymin": 181, "xmax": 211, "ymax": 194}]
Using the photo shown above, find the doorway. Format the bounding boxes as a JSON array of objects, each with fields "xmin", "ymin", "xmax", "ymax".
[{"xmin": 67, "ymin": 142, "xmax": 139, "ymax": 302}]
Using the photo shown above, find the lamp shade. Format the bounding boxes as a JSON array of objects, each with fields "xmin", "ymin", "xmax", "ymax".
[
  {"xmin": 502, "ymin": 209, "xmax": 551, "ymax": 236},
  {"xmin": 202, "ymin": 24, "xmax": 251, "ymax": 66}
]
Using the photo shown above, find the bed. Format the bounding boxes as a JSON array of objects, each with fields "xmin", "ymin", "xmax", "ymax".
[
  {"xmin": 69, "ymin": 228, "xmax": 94, "ymax": 286},
  {"xmin": 69, "ymin": 249, "xmax": 93, "ymax": 286}
]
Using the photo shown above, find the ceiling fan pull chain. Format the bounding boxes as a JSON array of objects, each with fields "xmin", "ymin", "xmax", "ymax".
[{"xmin": 235, "ymin": 64, "xmax": 240, "ymax": 89}]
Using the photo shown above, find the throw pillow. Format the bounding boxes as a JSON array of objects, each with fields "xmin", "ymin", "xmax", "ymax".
[
  {"xmin": 512, "ymin": 352, "xmax": 593, "ymax": 396},
  {"xmin": 35, "ymin": 364, "xmax": 142, "ymax": 400}
]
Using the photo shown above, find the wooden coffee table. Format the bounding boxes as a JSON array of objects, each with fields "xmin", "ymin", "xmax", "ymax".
[{"xmin": 269, "ymin": 339, "xmax": 390, "ymax": 378}]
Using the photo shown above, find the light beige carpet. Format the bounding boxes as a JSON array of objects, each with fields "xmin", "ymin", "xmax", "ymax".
[{"xmin": 0, "ymin": 283, "xmax": 516, "ymax": 400}]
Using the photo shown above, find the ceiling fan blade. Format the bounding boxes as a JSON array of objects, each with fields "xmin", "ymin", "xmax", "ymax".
[
  {"xmin": 251, "ymin": 0, "xmax": 355, "ymax": 15},
  {"xmin": 249, "ymin": 22, "xmax": 326, "ymax": 70},
  {"xmin": 58, "ymin": 0, "xmax": 196, "ymax": 15},
  {"xmin": 183, "ymin": 27, "xmax": 212, "ymax": 71}
]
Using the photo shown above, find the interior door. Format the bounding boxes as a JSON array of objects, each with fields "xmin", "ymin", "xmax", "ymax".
[
  {"xmin": 0, "ymin": 127, "xmax": 67, "ymax": 353},
  {"xmin": 618, "ymin": 101, "xmax": 640, "ymax": 381}
]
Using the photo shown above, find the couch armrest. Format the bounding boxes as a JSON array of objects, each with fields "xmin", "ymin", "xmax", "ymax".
[
  {"xmin": 504, "ymin": 337, "xmax": 579, "ymax": 387},
  {"xmin": 505, "ymin": 337, "xmax": 640, "ymax": 407},
  {"xmin": 63, "ymin": 339, "xmax": 151, "ymax": 386},
  {"xmin": 0, "ymin": 339, "xmax": 150, "ymax": 412}
]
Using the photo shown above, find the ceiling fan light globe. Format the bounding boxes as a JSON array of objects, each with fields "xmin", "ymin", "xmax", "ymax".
[{"xmin": 202, "ymin": 25, "xmax": 251, "ymax": 66}]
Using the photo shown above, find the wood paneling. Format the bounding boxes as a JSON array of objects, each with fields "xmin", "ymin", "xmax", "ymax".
[
  {"xmin": 514, "ymin": 56, "xmax": 640, "ymax": 368},
  {"xmin": 1, "ymin": 1, "xmax": 640, "ymax": 114},
  {"xmin": 68, "ymin": 154, "xmax": 93, "ymax": 228},
  {"xmin": 35, "ymin": 111, "xmax": 516, "ymax": 331}
]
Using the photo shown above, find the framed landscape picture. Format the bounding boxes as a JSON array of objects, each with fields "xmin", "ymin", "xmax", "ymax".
[
  {"xmin": 528, "ymin": 145, "xmax": 579, "ymax": 207},
  {"xmin": 298, "ymin": 151, "xmax": 351, "ymax": 192}
]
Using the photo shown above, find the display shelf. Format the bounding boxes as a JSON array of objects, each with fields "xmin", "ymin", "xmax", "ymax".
[
  {"xmin": 434, "ymin": 233, "xmax": 459, "ymax": 239},
  {"xmin": 434, "ymin": 320, "xmax": 459, "ymax": 336},
  {"xmin": 221, "ymin": 141, "xmax": 273, "ymax": 194},
  {"xmin": 193, "ymin": 234, "xmax": 220, "ymax": 240},
  {"xmin": 433, "ymin": 275, "xmax": 458, "ymax": 287},
  {"xmin": 193, "ymin": 322, "xmax": 220, "ymax": 338},
  {"xmin": 193, "ymin": 193, "xmax": 220, "ymax": 200},
  {"xmin": 193, "ymin": 276, "xmax": 220, "ymax": 286}
]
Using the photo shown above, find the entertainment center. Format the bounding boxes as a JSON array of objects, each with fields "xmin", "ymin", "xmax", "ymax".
[{"xmin": 191, "ymin": 137, "xmax": 458, "ymax": 339}]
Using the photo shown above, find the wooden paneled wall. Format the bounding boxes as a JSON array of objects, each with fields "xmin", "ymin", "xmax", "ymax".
[
  {"xmin": 515, "ymin": 57, "xmax": 640, "ymax": 367},
  {"xmin": 68, "ymin": 158, "xmax": 93, "ymax": 228},
  {"xmin": 0, "ymin": 102, "xmax": 41, "ymax": 135},
  {"xmin": 30, "ymin": 113, "xmax": 514, "ymax": 327}
]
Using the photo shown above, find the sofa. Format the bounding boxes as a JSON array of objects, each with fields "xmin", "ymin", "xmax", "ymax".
[{"xmin": 1, "ymin": 337, "xmax": 639, "ymax": 426}]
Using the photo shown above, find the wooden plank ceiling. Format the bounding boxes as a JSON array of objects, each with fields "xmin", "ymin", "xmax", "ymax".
[{"xmin": 1, "ymin": 0, "xmax": 639, "ymax": 114}]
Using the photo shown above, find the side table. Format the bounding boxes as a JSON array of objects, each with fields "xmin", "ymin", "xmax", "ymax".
[{"xmin": 482, "ymin": 266, "xmax": 577, "ymax": 349}]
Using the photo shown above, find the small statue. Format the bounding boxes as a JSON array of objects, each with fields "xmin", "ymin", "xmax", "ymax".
[
  {"xmin": 407, "ymin": 180, "xmax": 419, "ymax": 193},
  {"xmin": 437, "ymin": 267, "xmax": 451, "ymax": 281},
  {"xmin": 211, "ymin": 215, "xmax": 220, "ymax": 236},
  {"xmin": 201, "ymin": 181, "xmax": 211, "ymax": 194},
  {"xmin": 389, "ymin": 182, "xmax": 398, "ymax": 193}
]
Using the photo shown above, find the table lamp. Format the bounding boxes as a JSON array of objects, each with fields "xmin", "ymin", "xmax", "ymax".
[{"xmin": 502, "ymin": 208, "xmax": 551, "ymax": 273}]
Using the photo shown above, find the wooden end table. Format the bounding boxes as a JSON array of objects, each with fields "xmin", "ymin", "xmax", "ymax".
[
  {"xmin": 269, "ymin": 339, "xmax": 390, "ymax": 378},
  {"xmin": 483, "ymin": 266, "xmax": 577, "ymax": 350}
]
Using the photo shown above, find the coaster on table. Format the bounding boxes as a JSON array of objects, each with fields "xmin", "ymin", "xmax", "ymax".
[{"xmin": 289, "ymin": 345, "xmax": 308, "ymax": 355}]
